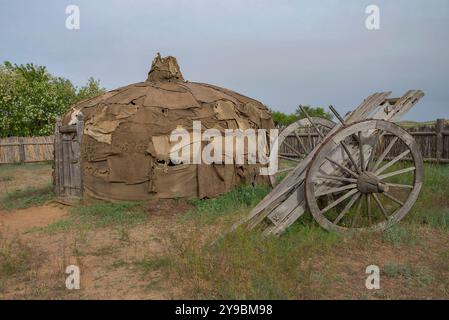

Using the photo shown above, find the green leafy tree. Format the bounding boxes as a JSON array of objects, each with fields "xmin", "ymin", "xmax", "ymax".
[
  {"xmin": 270, "ymin": 105, "xmax": 334, "ymax": 128},
  {"xmin": 0, "ymin": 62, "xmax": 106, "ymax": 137},
  {"xmin": 295, "ymin": 105, "xmax": 333, "ymax": 121},
  {"xmin": 76, "ymin": 77, "xmax": 106, "ymax": 102},
  {"xmin": 271, "ymin": 111, "xmax": 299, "ymax": 128}
]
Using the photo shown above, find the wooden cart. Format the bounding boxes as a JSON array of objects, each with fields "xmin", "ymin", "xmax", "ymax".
[{"xmin": 236, "ymin": 90, "xmax": 425, "ymax": 235}]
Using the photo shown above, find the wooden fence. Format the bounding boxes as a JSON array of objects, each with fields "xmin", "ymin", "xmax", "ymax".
[
  {"xmin": 383, "ymin": 119, "xmax": 449, "ymax": 164},
  {"xmin": 1, "ymin": 119, "xmax": 448, "ymax": 165},
  {"xmin": 281, "ymin": 119, "xmax": 449, "ymax": 164},
  {"xmin": 0, "ymin": 136, "xmax": 54, "ymax": 164}
]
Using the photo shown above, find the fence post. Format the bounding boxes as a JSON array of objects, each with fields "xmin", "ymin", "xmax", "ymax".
[
  {"xmin": 436, "ymin": 119, "xmax": 444, "ymax": 164},
  {"xmin": 18, "ymin": 137, "xmax": 26, "ymax": 163},
  {"xmin": 76, "ymin": 112, "xmax": 84, "ymax": 198},
  {"xmin": 54, "ymin": 117, "xmax": 63, "ymax": 196}
]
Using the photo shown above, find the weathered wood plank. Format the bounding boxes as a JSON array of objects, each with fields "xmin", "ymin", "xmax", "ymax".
[
  {"xmin": 436, "ymin": 119, "xmax": 444, "ymax": 163},
  {"xmin": 237, "ymin": 91, "xmax": 428, "ymax": 236}
]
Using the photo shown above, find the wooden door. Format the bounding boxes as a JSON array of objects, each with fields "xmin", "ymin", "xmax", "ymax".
[{"xmin": 53, "ymin": 113, "xmax": 84, "ymax": 200}]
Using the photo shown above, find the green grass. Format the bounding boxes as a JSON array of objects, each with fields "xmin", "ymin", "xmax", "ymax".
[
  {"xmin": 39, "ymin": 201, "xmax": 148, "ymax": 233},
  {"xmin": 158, "ymin": 223, "xmax": 341, "ymax": 299},
  {"xmin": 382, "ymin": 225, "xmax": 421, "ymax": 246},
  {"xmin": 135, "ymin": 257, "xmax": 172, "ymax": 274},
  {"xmin": 404, "ymin": 164, "xmax": 449, "ymax": 229},
  {"xmin": 0, "ymin": 162, "xmax": 51, "ymax": 175},
  {"xmin": 180, "ymin": 184, "xmax": 271, "ymax": 224},
  {"xmin": 140, "ymin": 164, "xmax": 449, "ymax": 299},
  {"xmin": 423, "ymin": 210, "xmax": 449, "ymax": 231},
  {"xmin": 3, "ymin": 161, "xmax": 446, "ymax": 299},
  {"xmin": 71, "ymin": 201, "xmax": 148, "ymax": 228},
  {"xmin": 0, "ymin": 175, "xmax": 12, "ymax": 182},
  {"xmin": 383, "ymin": 264, "xmax": 434, "ymax": 287},
  {"xmin": 0, "ymin": 183, "xmax": 54, "ymax": 210},
  {"xmin": 0, "ymin": 236, "xmax": 34, "ymax": 278}
]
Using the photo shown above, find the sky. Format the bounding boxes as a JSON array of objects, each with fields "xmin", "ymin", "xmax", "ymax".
[{"xmin": 0, "ymin": 0, "xmax": 448, "ymax": 121}]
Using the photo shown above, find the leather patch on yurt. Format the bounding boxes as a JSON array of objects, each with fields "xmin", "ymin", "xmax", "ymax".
[
  {"xmin": 151, "ymin": 164, "xmax": 198, "ymax": 198},
  {"xmin": 107, "ymin": 153, "xmax": 151, "ymax": 185}
]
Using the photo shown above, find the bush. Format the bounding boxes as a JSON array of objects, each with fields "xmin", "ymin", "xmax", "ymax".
[{"xmin": 0, "ymin": 62, "xmax": 106, "ymax": 137}]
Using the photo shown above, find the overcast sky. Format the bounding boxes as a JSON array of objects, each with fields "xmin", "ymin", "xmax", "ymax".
[{"xmin": 1, "ymin": 0, "xmax": 448, "ymax": 120}]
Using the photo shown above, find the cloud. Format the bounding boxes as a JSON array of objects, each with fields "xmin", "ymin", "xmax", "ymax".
[{"xmin": 1, "ymin": 0, "xmax": 448, "ymax": 120}]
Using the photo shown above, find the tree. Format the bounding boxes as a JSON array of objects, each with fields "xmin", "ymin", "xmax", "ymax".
[
  {"xmin": 271, "ymin": 110, "xmax": 299, "ymax": 128},
  {"xmin": 76, "ymin": 77, "xmax": 106, "ymax": 102},
  {"xmin": 0, "ymin": 62, "xmax": 106, "ymax": 137},
  {"xmin": 295, "ymin": 105, "xmax": 333, "ymax": 121},
  {"xmin": 270, "ymin": 105, "xmax": 334, "ymax": 128}
]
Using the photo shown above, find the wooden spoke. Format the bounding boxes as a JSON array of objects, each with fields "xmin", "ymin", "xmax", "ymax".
[
  {"xmin": 300, "ymin": 105, "xmax": 324, "ymax": 139},
  {"xmin": 294, "ymin": 131, "xmax": 309, "ymax": 154},
  {"xmin": 375, "ymin": 149, "xmax": 411, "ymax": 175},
  {"xmin": 333, "ymin": 192, "xmax": 361, "ymax": 225},
  {"xmin": 321, "ymin": 189, "xmax": 359, "ymax": 214},
  {"xmin": 385, "ymin": 183, "xmax": 413, "ymax": 189},
  {"xmin": 358, "ymin": 131, "xmax": 365, "ymax": 172},
  {"xmin": 351, "ymin": 197, "xmax": 364, "ymax": 228},
  {"xmin": 372, "ymin": 193, "xmax": 389, "ymax": 219},
  {"xmin": 372, "ymin": 137, "xmax": 398, "ymax": 171},
  {"xmin": 270, "ymin": 116, "xmax": 335, "ymax": 187},
  {"xmin": 340, "ymin": 141, "xmax": 362, "ymax": 174},
  {"xmin": 325, "ymin": 156, "xmax": 359, "ymax": 178},
  {"xmin": 378, "ymin": 166, "xmax": 415, "ymax": 180},
  {"xmin": 382, "ymin": 192, "xmax": 405, "ymax": 206},
  {"xmin": 305, "ymin": 118, "xmax": 423, "ymax": 233},
  {"xmin": 367, "ymin": 194, "xmax": 372, "ymax": 225},
  {"xmin": 316, "ymin": 175, "xmax": 358, "ymax": 184},
  {"xmin": 316, "ymin": 184, "xmax": 357, "ymax": 197},
  {"xmin": 366, "ymin": 131, "xmax": 381, "ymax": 171}
]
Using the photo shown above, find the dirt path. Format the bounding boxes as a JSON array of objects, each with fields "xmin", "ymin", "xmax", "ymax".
[
  {"xmin": 0, "ymin": 204, "xmax": 175, "ymax": 299},
  {"xmin": 0, "ymin": 205, "xmax": 68, "ymax": 235}
]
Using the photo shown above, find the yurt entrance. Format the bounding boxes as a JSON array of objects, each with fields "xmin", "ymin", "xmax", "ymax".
[{"xmin": 54, "ymin": 112, "xmax": 84, "ymax": 201}]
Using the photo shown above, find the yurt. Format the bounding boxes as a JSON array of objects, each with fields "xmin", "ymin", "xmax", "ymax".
[{"xmin": 61, "ymin": 54, "xmax": 274, "ymax": 201}]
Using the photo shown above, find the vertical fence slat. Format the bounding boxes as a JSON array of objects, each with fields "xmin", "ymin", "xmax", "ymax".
[
  {"xmin": 75, "ymin": 113, "xmax": 84, "ymax": 198},
  {"xmin": 18, "ymin": 137, "xmax": 26, "ymax": 163},
  {"xmin": 54, "ymin": 118, "xmax": 63, "ymax": 196},
  {"xmin": 280, "ymin": 119, "xmax": 448, "ymax": 163},
  {"xmin": 436, "ymin": 119, "xmax": 444, "ymax": 164},
  {"xmin": 0, "ymin": 136, "xmax": 54, "ymax": 164}
]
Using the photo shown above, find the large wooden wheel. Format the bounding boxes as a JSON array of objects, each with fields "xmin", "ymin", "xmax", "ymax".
[
  {"xmin": 270, "ymin": 117, "xmax": 335, "ymax": 186},
  {"xmin": 305, "ymin": 119, "xmax": 423, "ymax": 233}
]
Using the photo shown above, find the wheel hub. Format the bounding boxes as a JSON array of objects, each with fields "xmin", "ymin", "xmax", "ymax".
[{"xmin": 356, "ymin": 171, "xmax": 389, "ymax": 194}]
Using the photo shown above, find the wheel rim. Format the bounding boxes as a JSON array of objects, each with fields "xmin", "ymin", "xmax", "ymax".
[
  {"xmin": 270, "ymin": 117, "xmax": 335, "ymax": 186},
  {"xmin": 305, "ymin": 119, "xmax": 423, "ymax": 233}
]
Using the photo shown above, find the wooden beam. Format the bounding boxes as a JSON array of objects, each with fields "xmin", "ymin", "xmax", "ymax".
[{"xmin": 59, "ymin": 125, "xmax": 77, "ymax": 133}]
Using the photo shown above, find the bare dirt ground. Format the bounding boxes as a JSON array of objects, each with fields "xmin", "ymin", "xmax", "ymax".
[
  {"xmin": 1, "ymin": 203, "xmax": 448, "ymax": 299},
  {"xmin": 0, "ymin": 163, "xmax": 448, "ymax": 299},
  {"xmin": 0, "ymin": 205, "xmax": 67, "ymax": 233},
  {"xmin": 0, "ymin": 203, "xmax": 182, "ymax": 299}
]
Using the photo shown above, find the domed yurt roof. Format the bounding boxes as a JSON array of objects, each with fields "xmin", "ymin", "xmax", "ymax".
[{"xmin": 63, "ymin": 54, "xmax": 274, "ymax": 201}]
